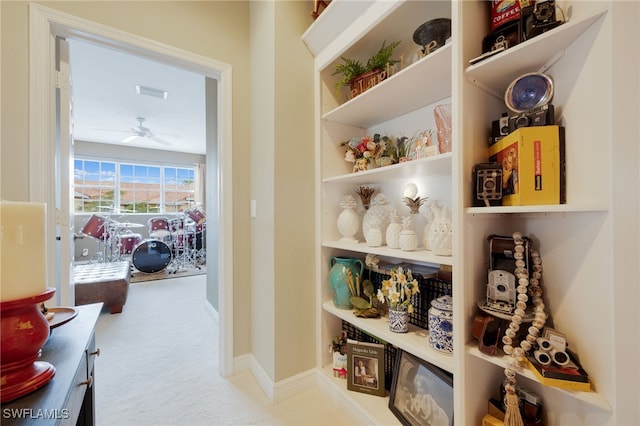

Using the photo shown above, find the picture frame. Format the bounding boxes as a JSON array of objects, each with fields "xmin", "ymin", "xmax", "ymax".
[{"xmin": 388, "ymin": 350, "xmax": 454, "ymax": 426}]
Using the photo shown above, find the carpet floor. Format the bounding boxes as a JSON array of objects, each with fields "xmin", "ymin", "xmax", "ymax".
[{"xmin": 94, "ymin": 274, "xmax": 352, "ymax": 425}]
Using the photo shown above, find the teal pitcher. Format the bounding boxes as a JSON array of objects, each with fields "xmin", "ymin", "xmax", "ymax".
[{"xmin": 329, "ymin": 256, "xmax": 364, "ymax": 310}]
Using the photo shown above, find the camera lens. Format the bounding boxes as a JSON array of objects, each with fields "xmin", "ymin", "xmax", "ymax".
[
  {"xmin": 515, "ymin": 115, "xmax": 530, "ymax": 128},
  {"xmin": 484, "ymin": 179, "xmax": 496, "ymax": 190}
]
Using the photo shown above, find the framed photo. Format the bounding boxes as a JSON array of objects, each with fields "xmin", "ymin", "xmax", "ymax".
[
  {"xmin": 388, "ymin": 350, "xmax": 453, "ymax": 426},
  {"xmin": 346, "ymin": 340, "xmax": 385, "ymax": 397}
]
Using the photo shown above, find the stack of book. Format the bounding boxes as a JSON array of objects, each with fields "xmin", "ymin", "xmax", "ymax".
[{"xmin": 525, "ymin": 351, "xmax": 591, "ymax": 392}]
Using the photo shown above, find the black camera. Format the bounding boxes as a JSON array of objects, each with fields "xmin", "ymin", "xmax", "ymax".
[
  {"xmin": 473, "ymin": 162, "xmax": 503, "ymax": 207},
  {"xmin": 522, "ymin": 0, "xmax": 562, "ymax": 40},
  {"xmin": 490, "ymin": 113, "xmax": 510, "ymax": 145},
  {"xmin": 507, "ymin": 104, "xmax": 555, "ymax": 133}
]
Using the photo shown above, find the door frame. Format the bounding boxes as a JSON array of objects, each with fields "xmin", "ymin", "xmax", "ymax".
[{"xmin": 29, "ymin": 4, "xmax": 235, "ymax": 377}]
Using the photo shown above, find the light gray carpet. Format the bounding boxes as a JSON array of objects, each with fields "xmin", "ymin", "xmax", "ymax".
[{"xmin": 94, "ymin": 274, "xmax": 351, "ymax": 426}]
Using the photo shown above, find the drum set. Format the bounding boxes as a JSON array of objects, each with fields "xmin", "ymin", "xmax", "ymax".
[{"xmin": 80, "ymin": 207, "xmax": 207, "ymax": 274}]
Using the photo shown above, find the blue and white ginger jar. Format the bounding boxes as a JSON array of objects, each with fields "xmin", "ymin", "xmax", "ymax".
[{"xmin": 428, "ymin": 295, "xmax": 453, "ymax": 354}]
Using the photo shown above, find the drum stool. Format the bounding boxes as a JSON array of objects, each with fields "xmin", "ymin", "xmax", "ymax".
[{"xmin": 74, "ymin": 261, "xmax": 131, "ymax": 314}]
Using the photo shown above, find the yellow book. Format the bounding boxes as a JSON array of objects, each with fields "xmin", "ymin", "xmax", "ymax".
[
  {"xmin": 488, "ymin": 126, "xmax": 565, "ymax": 206},
  {"xmin": 525, "ymin": 358, "xmax": 591, "ymax": 392},
  {"xmin": 482, "ymin": 414, "xmax": 505, "ymax": 426}
]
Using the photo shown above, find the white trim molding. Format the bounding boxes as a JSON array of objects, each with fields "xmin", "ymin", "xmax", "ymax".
[{"xmin": 29, "ymin": 3, "xmax": 235, "ymax": 377}]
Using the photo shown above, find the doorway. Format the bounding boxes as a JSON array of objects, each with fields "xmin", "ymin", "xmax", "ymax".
[{"xmin": 29, "ymin": 4, "xmax": 234, "ymax": 377}]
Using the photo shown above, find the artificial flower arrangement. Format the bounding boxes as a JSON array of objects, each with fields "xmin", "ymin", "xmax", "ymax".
[
  {"xmin": 376, "ymin": 266, "xmax": 420, "ymax": 313},
  {"xmin": 341, "ymin": 133, "xmax": 397, "ymax": 172}
]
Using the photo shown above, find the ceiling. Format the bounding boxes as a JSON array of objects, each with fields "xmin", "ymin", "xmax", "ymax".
[{"xmin": 69, "ymin": 39, "xmax": 206, "ymax": 155}]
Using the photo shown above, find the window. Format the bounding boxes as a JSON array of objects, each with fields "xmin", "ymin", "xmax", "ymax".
[{"xmin": 74, "ymin": 159, "xmax": 196, "ymax": 214}]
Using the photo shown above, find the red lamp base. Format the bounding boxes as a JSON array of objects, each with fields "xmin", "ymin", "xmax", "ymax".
[{"xmin": 1, "ymin": 288, "xmax": 56, "ymax": 403}]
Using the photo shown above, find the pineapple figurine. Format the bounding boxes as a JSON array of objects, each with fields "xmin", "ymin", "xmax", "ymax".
[
  {"xmin": 362, "ymin": 194, "xmax": 391, "ymax": 245},
  {"xmin": 399, "ymin": 215, "xmax": 418, "ymax": 251},
  {"xmin": 386, "ymin": 208, "xmax": 402, "ymax": 249}
]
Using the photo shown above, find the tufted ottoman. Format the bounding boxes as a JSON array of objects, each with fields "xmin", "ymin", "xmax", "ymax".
[{"xmin": 74, "ymin": 261, "xmax": 131, "ymax": 314}]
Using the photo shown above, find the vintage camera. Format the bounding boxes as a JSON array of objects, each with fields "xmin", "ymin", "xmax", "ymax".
[
  {"xmin": 504, "ymin": 72, "xmax": 556, "ymax": 132},
  {"xmin": 507, "ymin": 103, "xmax": 555, "ymax": 133},
  {"xmin": 526, "ymin": 0, "xmax": 562, "ymax": 39},
  {"xmin": 486, "ymin": 270, "xmax": 517, "ymax": 314},
  {"xmin": 473, "ymin": 162, "xmax": 503, "ymax": 207},
  {"xmin": 490, "ymin": 113, "xmax": 510, "ymax": 145}
]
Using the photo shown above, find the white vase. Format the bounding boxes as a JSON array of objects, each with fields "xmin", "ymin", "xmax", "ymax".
[
  {"xmin": 366, "ymin": 228, "xmax": 382, "ymax": 247},
  {"xmin": 386, "ymin": 221, "xmax": 401, "ymax": 249},
  {"xmin": 399, "ymin": 229, "xmax": 418, "ymax": 251},
  {"xmin": 363, "ymin": 194, "xmax": 391, "ymax": 245},
  {"xmin": 337, "ymin": 206, "xmax": 359, "ymax": 243},
  {"xmin": 427, "ymin": 205, "xmax": 453, "ymax": 256}
]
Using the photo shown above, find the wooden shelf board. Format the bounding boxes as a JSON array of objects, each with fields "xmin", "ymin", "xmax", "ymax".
[
  {"xmin": 466, "ymin": 344, "xmax": 611, "ymax": 412},
  {"xmin": 322, "ymin": 44, "xmax": 452, "ymax": 128},
  {"xmin": 324, "ymin": 301, "xmax": 455, "ymax": 374},
  {"xmin": 322, "ymin": 241, "xmax": 454, "ymax": 267},
  {"xmin": 323, "ymin": 153, "xmax": 452, "ymax": 185}
]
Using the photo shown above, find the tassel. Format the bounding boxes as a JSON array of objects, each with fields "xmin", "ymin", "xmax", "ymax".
[{"xmin": 503, "ymin": 390, "xmax": 524, "ymax": 426}]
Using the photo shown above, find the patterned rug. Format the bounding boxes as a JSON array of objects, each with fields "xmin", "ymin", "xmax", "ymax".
[{"xmin": 130, "ymin": 264, "xmax": 206, "ymax": 283}]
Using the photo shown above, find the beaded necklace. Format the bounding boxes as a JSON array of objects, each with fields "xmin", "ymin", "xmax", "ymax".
[{"xmin": 501, "ymin": 232, "xmax": 546, "ymax": 426}]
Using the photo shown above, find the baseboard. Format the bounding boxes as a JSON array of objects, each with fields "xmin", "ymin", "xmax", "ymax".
[
  {"xmin": 233, "ymin": 353, "xmax": 317, "ymax": 404},
  {"xmin": 203, "ymin": 299, "xmax": 218, "ymax": 324},
  {"xmin": 316, "ymin": 371, "xmax": 373, "ymax": 425}
]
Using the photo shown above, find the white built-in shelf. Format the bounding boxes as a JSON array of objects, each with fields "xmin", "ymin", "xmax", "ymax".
[
  {"xmin": 466, "ymin": 203, "xmax": 609, "ymax": 216},
  {"xmin": 322, "ymin": 44, "xmax": 452, "ymax": 128},
  {"xmin": 465, "ymin": 9, "xmax": 607, "ymax": 97},
  {"xmin": 317, "ymin": 366, "xmax": 400, "ymax": 425},
  {"xmin": 324, "ymin": 301, "xmax": 454, "ymax": 374},
  {"xmin": 322, "ymin": 241, "xmax": 453, "ymax": 266},
  {"xmin": 467, "ymin": 344, "xmax": 611, "ymax": 412},
  {"xmin": 302, "ymin": 0, "xmax": 374, "ymax": 58},
  {"xmin": 323, "ymin": 153, "xmax": 452, "ymax": 185}
]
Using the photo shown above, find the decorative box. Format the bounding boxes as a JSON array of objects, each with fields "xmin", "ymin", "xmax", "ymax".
[{"xmin": 488, "ymin": 125, "xmax": 565, "ymax": 206}]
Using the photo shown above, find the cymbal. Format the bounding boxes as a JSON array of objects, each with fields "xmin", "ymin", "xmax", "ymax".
[{"xmin": 117, "ymin": 222, "xmax": 144, "ymax": 228}]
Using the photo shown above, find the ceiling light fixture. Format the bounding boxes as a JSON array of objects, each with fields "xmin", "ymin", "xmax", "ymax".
[{"xmin": 136, "ymin": 85, "xmax": 168, "ymax": 99}]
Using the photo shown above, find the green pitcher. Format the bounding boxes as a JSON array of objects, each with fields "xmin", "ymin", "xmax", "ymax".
[{"xmin": 329, "ymin": 256, "xmax": 364, "ymax": 310}]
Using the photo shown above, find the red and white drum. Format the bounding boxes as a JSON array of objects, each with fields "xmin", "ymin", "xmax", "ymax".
[
  {"xmin": 186, "ymin": 208, "xmax": 206, "ymax": 233},
  {"xmin": 169, "ymin": 217, "xmax": 185, "ymax": 235},
  {"xmin": 118, "ymin": 233, "xmax": 142, "ymax": 255},
  {"xmin": 148, "ymin": 217, "xmax": 171, "ymax": 243},
  {"xmin": 81, "ymin": 214, "xmax": 109, "ymax": 241}
]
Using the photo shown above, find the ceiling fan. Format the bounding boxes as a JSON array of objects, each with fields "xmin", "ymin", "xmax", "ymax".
[
  {"xmin": 119, "ymin": 117, "xmax": 174, "ymax": 146},
  {"xmin": 96, "ymin": 117, "xmax": 178, "ymax": 146}
]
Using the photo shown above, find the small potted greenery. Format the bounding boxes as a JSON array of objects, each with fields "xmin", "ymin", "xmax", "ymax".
[{"xmin": 332, "ymin": 40, "xmax": 401, "ymax": 97}]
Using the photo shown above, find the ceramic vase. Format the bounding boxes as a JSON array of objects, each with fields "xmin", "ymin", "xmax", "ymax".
[
  {"xmin": 366, "ymin": 228, "xmax": 382, "ymax": 247},
  {"xmin": 427, "ymin": 205, "xmax": 453, "ymax": 256},
  {"xmin": 328, "ymin": 256, "xmax": 364, "ymax": 310},
  {"xmin": 385, "ymin": 208, "xmax": 401, "ymax": 249},
  {"xmin": 363, "ymin": 194, "xmax": 391, "ymax": 245},
  {"xmin": 434, "ymin": 103, "xmax": 452, "ymax": 154},
  {"xmin": 389, "ymin": 308, "xmax": 409, "ymax": 333},
  {"xmin": 428, "ymin": 295, "xmax": 453, "ymax": 354},
  {"xmin": 337, "ymin": 196, "xmax": 359, "ymax": 243},
  {"xmin": 399, "ymin": 216, "xmax": 418, "ymax": 251}
]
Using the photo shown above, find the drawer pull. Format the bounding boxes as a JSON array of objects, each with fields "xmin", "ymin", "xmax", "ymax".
[
  {"xmin": 89, "ymin": 348, "xmax": 100, "ymax": 357},
  {"xmin": 80, "ymin": 376, "xmax": 93, "ymax": 388}
]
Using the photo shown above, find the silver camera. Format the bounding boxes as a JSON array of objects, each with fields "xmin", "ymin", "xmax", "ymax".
[{"xmin": 486, "ymin": 270, "xmax": 516, "ymax": 314}]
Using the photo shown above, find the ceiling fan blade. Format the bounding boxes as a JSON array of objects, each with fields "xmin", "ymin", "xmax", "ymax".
[
  {"xmin": 121, "ymin": 135, "xmax": 138, "ymax": 143},
  {"xmin": 149, "ymin": 135, "xmax": 171, "ymax": 146}
]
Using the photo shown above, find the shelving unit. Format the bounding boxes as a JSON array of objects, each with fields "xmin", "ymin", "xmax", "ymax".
[{"xmin": 306, "ymin": 1, "xmax": 634, "ymax": 425}]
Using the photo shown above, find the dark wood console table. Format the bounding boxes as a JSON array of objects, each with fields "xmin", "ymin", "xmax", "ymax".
[{"xmin": 1, "ymin": 303, "xmax": 102, "ymax": 425}]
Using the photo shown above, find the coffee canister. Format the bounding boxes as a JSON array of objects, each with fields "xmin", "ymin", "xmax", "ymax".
[{"xmin": 428, "ymin": 295, "xmax": 453, "ymax": 354}]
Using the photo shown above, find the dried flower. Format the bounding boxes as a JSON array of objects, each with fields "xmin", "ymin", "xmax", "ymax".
[{"xmin": 376, "ymin": 266, "xmax": 420, "ymax": 313}]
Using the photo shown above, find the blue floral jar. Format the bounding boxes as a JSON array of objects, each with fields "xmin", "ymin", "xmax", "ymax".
[{"xmin": 428, "ymin": 295, "xmax": 453, "ymax": 354}]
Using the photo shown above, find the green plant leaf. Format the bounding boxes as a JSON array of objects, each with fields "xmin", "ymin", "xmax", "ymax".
[{"xmin": 350, "ymin": 296, "xmax": 371, "ymax": 310}]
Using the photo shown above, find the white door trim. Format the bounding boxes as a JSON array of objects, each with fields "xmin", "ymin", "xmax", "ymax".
[{"xmin": 29, "ymin": 3, "xmax": 235, "ymax": 377}]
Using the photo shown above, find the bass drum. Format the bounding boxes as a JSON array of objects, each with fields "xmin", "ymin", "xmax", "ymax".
[{"xmin": 132, "ymin": 239, "xmax": 172, "ymax": 273}]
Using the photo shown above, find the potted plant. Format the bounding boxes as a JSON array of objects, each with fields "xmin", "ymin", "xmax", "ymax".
[
  {"xmin": 376, "ymin": 266, "xmax": 420, "ymax": 332},
  {"xmin": 332, "ymin": 40, "xmax": 401, "ymax": 97}
]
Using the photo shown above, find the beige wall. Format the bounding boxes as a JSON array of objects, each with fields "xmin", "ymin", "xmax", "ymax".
[
  {"xmin": 249, "ymin": 1, "xmax": 316, "ymax": 382},
  {"xmin": 1, "ymin": 0, "xmax": 317, "ymax": 386},
  {"xmin": 1, "ymin": 1, "xmax": 253, "ymax": 356}
]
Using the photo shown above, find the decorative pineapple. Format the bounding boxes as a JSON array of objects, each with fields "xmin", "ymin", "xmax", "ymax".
[
  {"xmin": 355, "ymin": 186, "xmax": 376, "ymax": 210},
  {"xmin": 386, "ymin": 208, "xmax": 402, "ymax": 249},
  {"xmin": 362, "ymin": 194, "xmax": 391, "ymax": 245},
  {"xmin": 399, "ymin": 215, "xmax": 418, "ymax": 251},
  {"xmin": 337, "ymin": 195, "xmax": 360, "ymax": 243},
  {"xmin": 427, "ymin": 204, "xmax": 452, "ymax": 256},
  {"xmin": 365, "ymin": 214, "xmax": 383, "ymax": 247}
]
